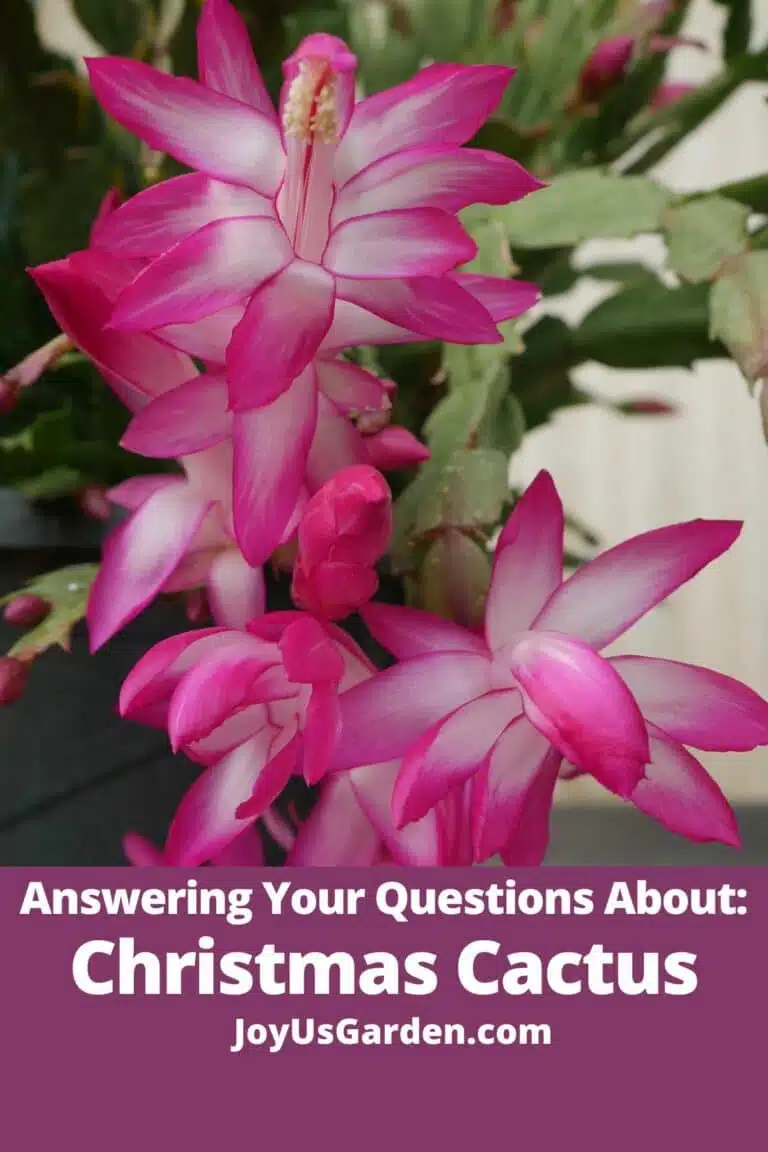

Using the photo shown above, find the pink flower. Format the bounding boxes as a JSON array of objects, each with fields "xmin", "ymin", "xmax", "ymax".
[
  {"xmin": 31, "ymin": 241, "xmax": 433, "ymax": 566},
  {"xmin": 332, "ymin": 471, "xmax": 768, "ymax": 860},
  {"xmin": 88, "ymin": 445, "xmax": 268, "ymax": 652},
  {"xmin": 118, "ymin": 613, "xmax": 374, "ymax": 864},
  {"xmin": 83, "ymin": 0, "xmax": 543, "ymax": 559},
  {"xmin": 287, "ymin": 769, "xmax": 474, "ymax": 866},
  {"xmin": 579, "ymin": 36, "xmax": 635, "ymax": 103},
  {"xmin": 118, "ymin": 608, "xmax": 469, "ymax": 866},
  {"xmin": 30, "ymin": 253, "xmax": 267, "ymax": 651},
  {"xmin": 291, "ymin": 465, "xmax": 392, "ymax": 620}
]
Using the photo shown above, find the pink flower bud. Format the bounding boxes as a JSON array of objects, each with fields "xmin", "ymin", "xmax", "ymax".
[
  {"xmin": 291, "ymin": 466, "xmax": 392, "ymax": 620},
  {"xmin": 299, "ymin": 466, "xmax": 392, "ymax": 569},
  {"xmin": 649, "ymin": 81, "xmax": 697, "ymax": 111},
  {"xmin": 0, "ymin": 656, "xmax": 29, "ymax": 707},
  {"xmin": 78, "ymin": 485, "xmax": 112, "ymax": 521},
  {"xmin": 3, "ymin": 594, "xmax": 51, "ymax": 628},
  {"xmin": 292, "ymin": 558, "xmax": 380, "ymax": 621},
  {"xmin": 579, "ymin": 36, "xmax": 635, "ymax": 103},
  {"xmin": 185, "ymin": 588, "xmax": 209, "ymax": 623},
  {"xmin": 0, "ymin": 378, "xmax": 19, "ymax": 414}
]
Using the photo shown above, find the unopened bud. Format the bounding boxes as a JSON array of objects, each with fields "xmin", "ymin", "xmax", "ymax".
[
  {"xmin": 185, "ymin": 588, "xmax": 209, "ymax": 624},
  {"xmin": 78, "ymin": 485, "xmax": 112, "ymax": 522},
  {"xmin": 3, "ymin": 594, "xmax": 51, "ymax": 628},
  {"xmin": 579, "ymin": 36, "xmax": 635, "ymax": 103},
  {"xmin": 0, "ymin": 656, "xmax": 29, "ymax": 707},
  {"xmin": 0, "ymin": 378, "xmax": 19, "ymax": 415}
]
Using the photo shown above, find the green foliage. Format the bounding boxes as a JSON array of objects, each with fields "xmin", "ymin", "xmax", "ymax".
[
  {"xmin": 1, "ymin": 564, "xmax": 98, "ymax": 659},
  {"xmin": 503, "ymin": 172, "xmax": 669, "ymax": 248}
]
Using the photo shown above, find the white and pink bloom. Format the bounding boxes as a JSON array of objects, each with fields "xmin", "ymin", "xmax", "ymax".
[
  {"xmin": 118, "ymin": 610, "xmax": 460, "ymax": 866},
  {"xmin": 30, "ymin": 233, "xmax": 428, "ymax": 646},
  {"xmin": 331, "ymin": 471, "xmax": 768, "ymax": 860},
  {"xmin": 82, "ymin": 0, "xmax": 542, "ymax": 561},
  {"xmin": 291, "ymin": 465, "xmax": 392, "ymax": 620}
]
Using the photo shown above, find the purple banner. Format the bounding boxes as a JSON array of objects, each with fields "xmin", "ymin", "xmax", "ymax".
[{"xmin": 3, "ymin": 868, "xmax": 763, "ymax": 1149}]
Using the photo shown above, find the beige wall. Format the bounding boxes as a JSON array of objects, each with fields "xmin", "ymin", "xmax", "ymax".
[{"xmin": 514, "ymin": 0, "xmax": 768, "ymax": 803}]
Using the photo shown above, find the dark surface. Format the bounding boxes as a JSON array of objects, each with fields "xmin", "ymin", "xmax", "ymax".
[{"xmin": 1, "ymin": 495, "xmax": 766, "ymax": 866}]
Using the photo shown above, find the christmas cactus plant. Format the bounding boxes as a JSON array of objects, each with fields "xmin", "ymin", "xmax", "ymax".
[{"xmin": 2, "ymin": 0, "xmax": 768, "ymax": 864}]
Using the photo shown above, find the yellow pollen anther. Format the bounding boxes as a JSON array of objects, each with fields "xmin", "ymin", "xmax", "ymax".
[{"xmin": 283, "ymin": 59, "xmax": 339, "ymax": 143}]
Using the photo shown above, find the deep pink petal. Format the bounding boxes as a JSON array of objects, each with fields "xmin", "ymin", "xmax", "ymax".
[
  {"xmin": 332, "ymin": 651, "xmax": 495, "ymax": 771},
  {"xmin": 335, "ymin": 274, "xmax": 499, "ymax": 342},
  {"xmin": 167, "ymin": 644, "xmax": 287, "ymax": 751},
  {"xmin": 206, "ymin": 548, "xmax": 265, "ymax": 629},
  {"xmin": 119, "ymin": 626, "xmax": 238, "ymax": 723},
  {"xmin": 631, "ymin": 728, "xmax": 740, "ymax": 847},
  {"xmin": 452, "ymin": 273, "xmax": 542, "ymax": 322},
  {"xmin": 536, "ymin": 520, "xmax": 743, "ymax": 650},
  {"xmin": 233, "ymin": 733, "xmax": 301, "ymax": 822},
  {"xmin": 197, "ymin": 0, "xmax": 274, "ymax": 116},
  {"xmin": 89, "ymin": 187, "xmax": 122, "ymax": 244},
  {"xmin": 612, "ymin": 655, "xmax": 768, "ymax": 752},
  {"xmin": 485, "ymin": 470, "xmax": 564, "ymax": 652},
  {"xmin": 325, "ymin": 209, "xmax": 476, "ymax": 278},
  {"xmin": 164, "ymin": 729, "xmax": 278, "ymax": 865},
  {"xmin": 508, "ymin": 630, "xmax": 649, "ymax": 797},
  {"xmin": 121, "ymin": 373, "xmax": 231, "ymax": 457},
  {"xmin": 302, "ymin": 683, "xmax": 342, "ymax": 784},
  {"xmin": 87, "ymin": 485, "xmax": 213, "ymax": 651},
  {"xmin": 336, "ymin": 63, "xmax": 514, "ymax": 184},
  {"xmin": 211, "ymin": 826, "xmax": 265, "ymax": 865},
  {"xmin": 498, "ymin": 750, "xmax": 561, "ymax": 865},
  {"xmin": 107, "ymin": 475, "xmax": 180, "ymax": 510},
  {"xmin": 227, "ymin": 261, "xmax": 335, "ymax": 410},
  {"xmin": 350, "ymin": 761, "xmax": 442, "ymax": 866},
  {"xmin": 364, "ymin": 426, "xmax": 431, "ymax": 470},
  {"xmin": 232, "ymin": 368, "xmax": 318, "ymax": 565},
  {"xmin": 287, "ymin": 774, "xmax": 381, "ymax": 865},
  {"xmin": 185, "ymin": 704, "xmax": 273, "ymax": 765},
  {"xmin": 93, "ymin": 173, "xmax": 271, "ymax": 258},
  {"xmin": 29, "ymin": 262, "xmax": 193, "ymax": 411},
  {"xmin": 361, "ymin": 602, "xmax": 488, "ymax": 660},
  {"xmin": 110, "ymin": 216, "xmax": 292, "ymax": 330},
  {"xmin": 279, "ymin": 616, "xmax": 345, "ymax": 685},
  {"xmin": 123, "ymin": 832, "xmax": 166, "ymax": 866},
  {"xmin": 335, "ymin": 146, "xmax": 542, "ymax": 222},
  {"xmin": 393, "ymin": 689, "xmax": 520, "ymax": 826},
  {"xmin": 471, "ymin": 714, "xmax": 558, "ymax": 860},
  {"xmin": 86, "ymin": 58, "xmax": 283, "ymax": 194},
  {"xmin": 315, "ymin": 358, "xmax": 391, "ymax": 415}
]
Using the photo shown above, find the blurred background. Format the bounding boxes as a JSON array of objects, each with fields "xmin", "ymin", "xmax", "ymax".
[
  {"xmin": 515, "ymin": 0, "xmax": 768, "ymax": 811},
  {"xmin": 1, "ymin": 0, "xmax": 767, "ymax": 862}
]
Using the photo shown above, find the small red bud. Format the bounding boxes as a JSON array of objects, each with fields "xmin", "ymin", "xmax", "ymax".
[
  {"xmin": 185, "ymin": 588, "xmax": 209, "ymax": 623},
  {"xmin": 0, "ymin": 377, "xmax": 19, "ymax": 415},
  {"xmin": 0, "ymin": 657, "xmax": 29, "ymax": 707},
  {"xmin": 3, "ymin": 594, "xmax": 51, "ymax": 628},
  {"xmin": 78, "ymin": 485, "xmax": 112, "ymax": 522}
]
